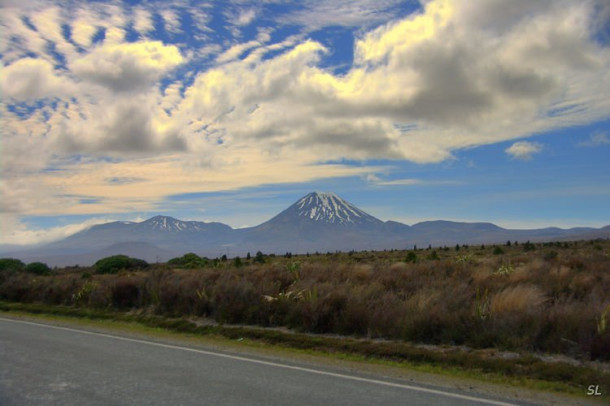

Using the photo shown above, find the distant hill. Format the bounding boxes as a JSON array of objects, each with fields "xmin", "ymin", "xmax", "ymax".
[{"xmin": 5, "ymin": 191, "xmax": 608, "ymax": 266}]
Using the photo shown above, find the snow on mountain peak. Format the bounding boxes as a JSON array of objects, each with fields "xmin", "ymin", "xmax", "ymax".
[
  {"xmin": 142, "ymin": 216, "xmax": 198, "ymax": 232},
  {"xmin": 294, "ymin": 192, "xmax": 381, "ymax": 225},
  {"xmin": 143, "ymin": 216, "xmax": 180, "ymax": 231}
]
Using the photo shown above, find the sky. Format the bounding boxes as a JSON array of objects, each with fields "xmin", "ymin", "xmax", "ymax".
[{"xmin": 1, "ymin": 0, "xmax": 609, "ymax": 246}]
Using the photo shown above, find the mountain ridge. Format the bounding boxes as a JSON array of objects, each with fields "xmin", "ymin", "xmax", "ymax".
[{"xmin": 4, "ymin": 191, "xmax": 609, "ymax": 266}]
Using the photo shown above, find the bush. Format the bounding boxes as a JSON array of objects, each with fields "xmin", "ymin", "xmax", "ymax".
[
  {"xmin": 254, "ymin": 251, "xmax": 265, "ymax": 264},
  {"xmin": 427, "ymin": 250, "xmax": 440, "ymax": 260},
  {"xmin": 25, "ymin": 262, "xmax": 51, "ymax": 275},
  {"xmin": 523, "ymin": 241, "xmax": 536, "ymax": 252},
  {"xmin": 94, "ymin": 255, "xmax": 148, "ymax": 274},
  {"xmin": 405, "ymin": 252, "xmax": 418, "ymax": 263},
  {"xmin": 0, "ymin": 258, "xmax": 25, "ymax": 273},
  {"xmin": 168, "ymin": 253, "xmax": 208, "ymax": 268},
  {"xmin": 492, "ymin": 247, "xmax": 504, "ymax": 255},
  {"xmin": 111, "ymin": 276, "xmax": 144, "ymax": 309},
  {"xmin": 544, "ymin": 250, "xmax": 558, "ymax": 261}
]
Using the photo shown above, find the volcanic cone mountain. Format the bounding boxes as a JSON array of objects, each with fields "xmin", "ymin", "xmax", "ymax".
[
  {"xmin": 266, "ymin": 192, "xmax": 382, "ymax": 227},
  {"xmin": 236, "ymin": 192, "xmax": 394, "ymax": 253},
  {"xmin": 5, "ymin": 191, "xmax": 609, "ymax": 266}
]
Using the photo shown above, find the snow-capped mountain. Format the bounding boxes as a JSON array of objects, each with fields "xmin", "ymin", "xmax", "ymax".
[
  {"xmin": 140, "ymin": 216, "xmax": 194, "ymax": 232},
  {"xmin": 30, "ymin": 215, "xmax": 234, "ymax": 264},
  {"xmin": 6, "ymin": 191, "xmax": 609, "ymax": 266},
  {"xmin": 135, "ymin": 215, "xmax": 227, "ymax": 233},
  {"xmin": 293, "ymin": 192, "xmax": 383, "ymax": 225},
  {"xmin": 235, "ymin": 192, "xmax": 388, "ymax": 253}
]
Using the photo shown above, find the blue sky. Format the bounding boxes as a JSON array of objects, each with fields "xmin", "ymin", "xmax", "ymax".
[{"xmin": 1, "ymin": 0, "xmax": 609, "ymax": 245}]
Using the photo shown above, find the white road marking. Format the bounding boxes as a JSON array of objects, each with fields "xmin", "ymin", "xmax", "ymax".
[{"xmin": 1, "ymin": 317, "xmax": 517, "ymax": 406}]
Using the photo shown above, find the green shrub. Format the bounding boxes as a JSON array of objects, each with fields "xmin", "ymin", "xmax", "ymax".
[
  {"xmin": 25, "ymin": 262, "xmax": 51, "ymax": 275},
  {"xmin": 0, "ymin": 258, "xmax": 25, "ymax": 273},
  {"xmin": 168, "ymin": 253, "xmax": 208, "ymax": 268},
  {"xmin": 427, "ymin": 250, "xmax": 440, "ymax": 260},
  {"xmin": 523, "ymin": 241, "xmax": 536, "ymax": 252},
  {"xmin": 94, "ymin": 255, "xmax": 148, "ymax": 274},
  {"xmin": 544, "ymin": 250, "xmax": 558, "ymax": 261},
  {"xmin": 254, "ymin": 251, "xmax": 265, "ymax": 264},
  {"xmin": 405, "ymin": 251, "xmax": 418, "ymax": 263}
]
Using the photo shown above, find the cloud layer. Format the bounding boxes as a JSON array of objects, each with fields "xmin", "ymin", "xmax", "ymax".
[{"xmin": 1, "ymin": 0, "xmax": 609, "ymax": 241}]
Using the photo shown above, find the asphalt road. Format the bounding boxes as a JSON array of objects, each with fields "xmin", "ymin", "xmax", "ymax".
[{"xmin": 0, "ymin": 317, "xmax": 526, "ymax": 406}]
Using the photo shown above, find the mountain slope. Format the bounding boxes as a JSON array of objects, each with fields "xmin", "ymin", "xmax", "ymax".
[
  {"xmin": 40, "ymin": 216, "xmax": 233, "ymax": 256},
  {"xmin": 289, "ymin": 192, "xmax": 383, "ymax": 226},
  {"xmin": 6, "ymin": 191, "xmax": 609, "ymax": 266},
  {"xmin": 20, "ymin": 242, "xmax": 179, "ymax": 268},
  {"xmin": 236, "ymin": 192, "xmax": 389, "ymax": 253}
]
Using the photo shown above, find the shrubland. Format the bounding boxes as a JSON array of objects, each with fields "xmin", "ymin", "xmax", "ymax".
[{"xmin": 1, "ymin": 240, "xmax": 609, "ymax": 362}]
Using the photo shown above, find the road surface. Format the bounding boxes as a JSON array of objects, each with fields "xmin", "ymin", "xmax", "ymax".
[{"xmin": 1, "ymin": 317, "xmax": 529, "ymax": 405}]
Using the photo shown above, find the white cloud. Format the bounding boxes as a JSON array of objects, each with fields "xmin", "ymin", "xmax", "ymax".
[
  {"xmin": 52, "ymin": 97, "xmax": 188, "ymax": 156},
  {"xmin": 28, "ymin": 6, "xmax": 79, "ymax": 61},
  {"xmin": 71, "ymin": 41, "xmax": 184, "ymax": 92},
  {"xmin": 0, "ymin": 8, "xmax": 55, "ymax": 63},
  {"xmin": 234, "ymin": 8, "xmax": 257, "ymax": 26},
  {"xmin": 30, "ymin": 154, "xmax": 382, "ymax": 217},
  {"xmin": 188, "ymin": 8, "xmax": 211, "ymax": 32},
  {"xmin": 133, "ymin": 8, "xmax": 155, "ymax": 35},
  {"xmin": 195, "ymin": 43, "xmax": 222, "ymax": 58},
  {"xmin": 216, "ymin": 40, "xmax": 261, "ymax": 63},
  {"xmin": 579, "ymin": 131, "xmax": 610, "ymax": 147},
  {"xmin": 71, "ymin": 11, "xmax": 98, "ymax": 48},
  {"xmin": 0, "ymin": 215, "xmax": 131, "ymax": 246},
  {"xmin": 1, "ymin": 58, "xmax": 70, "ymax": 100},
  {"xmin": 280, "ymin": 0, "xmax": 405, "ymax": 30},
  {"xmin": 160, "ymin": 8, "xmax": 182, "ymax": 33},
  {"xmin": 366, "ymin": 176, "xmax": 461, "ymax": 186},
  {"xmin": 505, "ymin": 141, "xmax": 543, "ymax": 160},
  {"xmin": 70, "ymin": 4, "xmax": 127, "ymax": 48},
  {"xmin": 376, "ymin": 178, "xmax": 423, "ymax": 186}
]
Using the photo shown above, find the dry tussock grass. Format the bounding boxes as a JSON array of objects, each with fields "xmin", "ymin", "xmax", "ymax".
[
  {"xmin": 556, "ymin": 265, "xmax": 572, "ymax": 279},
  {"xmin": 569, "ymin": 273, "xmax": 596, "ymax": 298},
  {"xmin": 388, "ymin": 262, "xmax": 408, "ymax": 272},
  {"xmin": 406, "ymin": 289, "xmax": 442, "ymax": 312},
  {"xmin": 490, "ymin": 284, "xmax": 546, "ymax": 315},
  {"xmin": 352, "ymin": 263, "xmax": 374, "ymax": 281},
  {"xmin": 528, "ymin": 257, "xmax": 546, "ymax": 270},
  {"xmin": 508, "ymin": 265, "xmax": 529, "ymax": 283},
  {"xmin": 472, "ymin": 266, "xmax": 493, "ymax": 283}
]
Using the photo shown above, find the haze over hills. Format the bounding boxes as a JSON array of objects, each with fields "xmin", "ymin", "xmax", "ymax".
[{"xmin": 4, "ymin": 192, "xmax": 609, "ymax": 267}]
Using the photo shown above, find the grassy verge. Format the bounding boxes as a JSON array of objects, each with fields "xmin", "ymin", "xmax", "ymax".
[{"xmin": 1, "ymin": 301, "xmax": 608, "ymax": 400}]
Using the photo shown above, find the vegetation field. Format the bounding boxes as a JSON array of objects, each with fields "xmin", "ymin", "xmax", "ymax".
[{"xmin": 1, "ymin": 239, "xmax": 609, "ymax": 397}]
